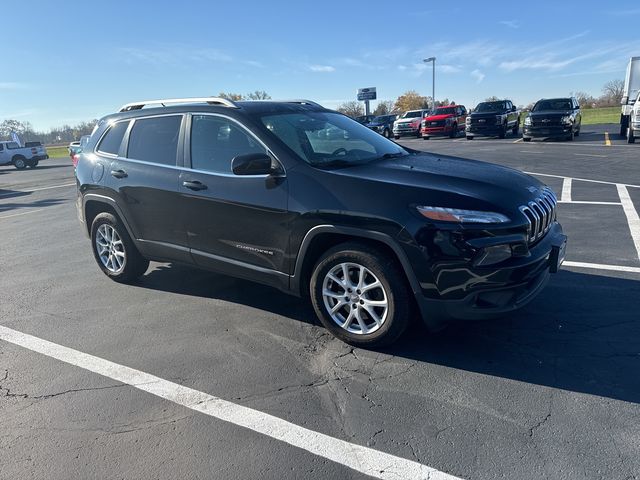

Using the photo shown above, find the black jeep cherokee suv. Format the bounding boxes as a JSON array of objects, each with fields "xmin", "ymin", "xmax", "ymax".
[{"xmin": 76, "ymin": 97, "xmax": 567, "ymax": 347}]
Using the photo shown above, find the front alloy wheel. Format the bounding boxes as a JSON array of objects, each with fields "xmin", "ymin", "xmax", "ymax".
[
  {"xmin": 310, "ymin": 242, "xmax": 410, "ymax": 347},
  {"xmin": 322, "ymin": 262, "xmax": 388, "ymax": 335}
]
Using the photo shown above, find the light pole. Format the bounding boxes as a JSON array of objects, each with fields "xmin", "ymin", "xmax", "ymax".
[{"xmin": 423, "ymin": 57, "xmax": 436, "ymax": 112}]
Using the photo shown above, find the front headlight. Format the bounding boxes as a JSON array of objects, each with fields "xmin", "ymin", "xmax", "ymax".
[
  {"xmin": 465, "ymin": 116, "xmax": 471, "ymax": 124},
  {"xmin": 561, "ymin": 116, "xmax": 572, "ymax": 125},
  {"xmin": 496, "ymin": 114, "xmax": 506, "ymax": 125},
  {"xmin": 524, "ymin": 116, "xmax": 532, "ymax": 126},
  {"xmin": 417, "ymin": 206, "xmax": 510, "ymax": 224}
]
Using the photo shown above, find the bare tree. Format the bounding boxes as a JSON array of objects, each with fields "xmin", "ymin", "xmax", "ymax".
[
  {"xmin": 571, "ymin": 91, "xmax": 596, "ymax": 108},
  {"xmin": 484, "ymin": 96, "xmax": 500, "ymax": 102},
  {"xmin": 602, "ymin": 79, "xmax": 624, "ymax": 104},
  {"xmin": 336, "ymin": 101, "xmax": 364, "ymax": 118},
  {"xmin": 373, "ymin": 100, "xmax": 396, "ymax": 116},
  {"xmin": 218, "ymin": 92, "xmax": 244, "ymax": 101},
  {"xmin": 246, "ymin": 90, "xmax": 271, "ymax": 100}
]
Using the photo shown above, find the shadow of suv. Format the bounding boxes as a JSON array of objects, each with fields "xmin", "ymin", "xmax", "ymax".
[{"xmin": 77, "ymin": 97, "xmax": 567, "ymax": 347}]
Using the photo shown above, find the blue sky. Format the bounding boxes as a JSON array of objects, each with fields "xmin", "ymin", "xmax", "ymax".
[{"xmin": 2, "ymin": 0, "xmax": 640, "ymax": 131}]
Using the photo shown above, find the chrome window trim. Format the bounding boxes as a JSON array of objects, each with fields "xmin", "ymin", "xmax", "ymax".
[{"xmin": 188, "ymin": 112, "xmax": 286, "ymax": 177}]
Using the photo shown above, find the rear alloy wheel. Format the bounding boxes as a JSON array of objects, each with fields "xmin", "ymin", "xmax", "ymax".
[
  {"xmin": 91, "ymin": 212, "xmax": 149, "ymax": 283},
  {"xmin": 629, "ymin": 127, "xmax": 636, "ymax": 144},
  {"xmin": 13, "ymin": 156, "xmax": 27, "ymax": 170},
  {"xmin": 310, "ymin": 243, "xmax": 410, "ymax": 347},
  {"xmin": 27, "ymin": 160, "xmax": 39, "ymax": 168}
]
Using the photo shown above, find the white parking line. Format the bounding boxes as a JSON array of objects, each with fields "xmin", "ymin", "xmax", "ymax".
[
  {"xmin": 563, "ymin": 261, "xmax": 640, "ymax": 274},
  {"xmin": 573, "ymin": 153, "xmax": 607, "ymax": 158},
  {"xmin": 558, "ymin": 201, "xmax": 621, "ymax": 205},
  {"xmin": 561, "ymin": 178, "xmax": 572, "ymax": 202},
  {"xmin": 0, "ymin": 209, "xmax": 43, "ymax": 220},
  {"xmin": 0, "ymin": 325, "xmax": 462, "ymax": 480},
  {"xmin": 524, "ymin": 172, "xmax": 640, "ymax": 189},
  {"xmin": 617, "ymin": 184, "xmax": 640, "ymax": 261},
  {"xmin": 0, "ymin": 182, "xmax": 75, "ymax": 198},
  {"xmin": 519, "ymin": 150, "xmax": 544, "ymax": 154}
]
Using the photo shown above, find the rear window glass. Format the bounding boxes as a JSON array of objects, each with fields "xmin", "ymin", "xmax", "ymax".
[
  {"xmin": 97, "ymin": 121, "xmax": 130, "ymax": 155},
  {"xmin": 127, "ymin": 116, "xmax": 182, "ymax": 166}
]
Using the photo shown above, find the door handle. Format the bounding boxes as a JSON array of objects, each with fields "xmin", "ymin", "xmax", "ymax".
[
  {"xmin": 110, "ymin": 169, "xmax": 127, "ymax": 179},
  {"xmin": 182, "ymin": 180, "xmax": 208, "ymax": 191}
]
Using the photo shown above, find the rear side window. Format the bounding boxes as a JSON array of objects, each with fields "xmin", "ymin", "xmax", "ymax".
[
  {"xmin": 127, "ymin": 115, "xmax": 182, "ymax": 166},
  {"xmin": 97, "ymin": 121, "xmax": 129, "ymax": 155}
]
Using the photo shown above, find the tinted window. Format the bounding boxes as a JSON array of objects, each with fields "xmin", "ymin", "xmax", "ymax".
[
  {"xmin": 191, "ymin": 115, "xmax": 266, "ymax": 173},
  {"xmin": 97, "ymin": 121, "xmax": 129, "ymax": 155},
  {"xmin": 127, "ymin": 116, "xmax": 182, "ymax": 165},
  {"xmin": 0, "ymin": 144, "xmax": 3, "ymax": 151}
]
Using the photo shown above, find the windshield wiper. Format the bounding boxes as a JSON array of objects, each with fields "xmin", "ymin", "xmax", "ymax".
[{"xmin": 379, "ymin": 152, "xmax": 406, "ymax": 160}]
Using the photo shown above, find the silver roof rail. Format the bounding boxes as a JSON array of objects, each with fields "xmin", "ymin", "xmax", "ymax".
[{"xmin": 118, "ymin": 97, "xmax": 239, "ymax": 112}]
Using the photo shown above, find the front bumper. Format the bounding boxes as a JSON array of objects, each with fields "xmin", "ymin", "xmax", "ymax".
[
  {"xmin": 421, "ymin": 125, "xmax": 454, "ymax": 136},
  {"xmin": 393, "ymin": 125, "xmax": 419, "ymax": 136},
  {"xmin": 412, "ymin": 223, "xmax": 566, "ymax": 329},
  {"xmin": 466, "ymin": 124, "xmax": 504, "ymax": 136},
  {"xmin": 523, "ymin": 125, "xmax": 572, "ymax": 138}
]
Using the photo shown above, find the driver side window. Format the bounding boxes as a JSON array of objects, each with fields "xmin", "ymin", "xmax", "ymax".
[{"xmin": 191, "ymin": 115, "xmax": 266, "ymax": 174}]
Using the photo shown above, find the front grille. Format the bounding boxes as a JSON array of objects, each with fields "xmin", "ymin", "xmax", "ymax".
[
  {"xmin": 531, "ymin": 117, "xmax": 561, "ymax": 127},
  {"xmin": 470, "ymin": 117, "xmax": 495, "ymax": 125},
  {"xmin": 427, "ymin": 120, "xmax": 445, "ymax": 127},
  {"xmin": 519, "ymin": 187, "xmax": 558, "ymax": 243}
]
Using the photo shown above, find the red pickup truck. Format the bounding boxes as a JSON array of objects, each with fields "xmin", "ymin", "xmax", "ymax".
[{"xmin": 421, "ymin": 105, "xmax": 467, "ymax": 139}]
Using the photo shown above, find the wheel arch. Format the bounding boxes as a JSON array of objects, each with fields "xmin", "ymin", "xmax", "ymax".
[
  {"xmin": 290, "ymin": 225, "xmax": 422, "ymax": 300},
  {"xmin": 83, "ymin": 194, "xmax": 136, "ymax": 241}
]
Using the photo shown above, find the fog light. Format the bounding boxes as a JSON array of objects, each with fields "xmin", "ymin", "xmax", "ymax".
[{"xmin": 475, "ymin": 244, "xmax": 512, "ymax": 266}]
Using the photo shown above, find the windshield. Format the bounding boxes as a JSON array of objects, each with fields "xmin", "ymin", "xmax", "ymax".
[
  {"xmin": 533, "ymin": 99, "xmax": 572, "ymax": 111},
  {"xmin": 372, "ymin": 115, "xmax": 391, "ymax": 123},
  {"xmin": 260, "ymin": 112, "xmax": 409, "ymax": 168},
  {"xmin": 401, "ymin": 110, "xmax": 422, "ymax": 119},
  {"xmin": 433, "ymin": 107, "xmax": 457, "ymax": 116},
  {"xmin": 475, "ymin": 102, "xmax": 505, "ymax": 112}
]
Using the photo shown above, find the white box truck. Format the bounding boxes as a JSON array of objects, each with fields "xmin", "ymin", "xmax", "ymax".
[{"xmin": 620, "ymin": 56, "xmax": 640, "ymax": 138}]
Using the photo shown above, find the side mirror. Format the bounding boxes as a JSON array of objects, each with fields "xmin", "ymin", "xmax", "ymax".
[{"xmin": 232, "ymin": 153, "xmax": 277, "ymax": 176}]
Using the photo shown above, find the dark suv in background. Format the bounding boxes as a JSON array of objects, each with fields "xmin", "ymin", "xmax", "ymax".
[
  {"xmin": 523, "ymin": 97, "xmax": 581, "ymax": 141},
  {"xmin": 76, "ymin": 97, "xmax": 566, "ymax": 347},
  {"xmin": 366, "ymin": 114, "xmax": 398, "ymax": 138}
]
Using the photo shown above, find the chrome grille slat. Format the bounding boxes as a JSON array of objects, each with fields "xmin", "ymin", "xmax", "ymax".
[{"xmin": 519, "ymin": 187, "xmax": 558, "ymax": 243}]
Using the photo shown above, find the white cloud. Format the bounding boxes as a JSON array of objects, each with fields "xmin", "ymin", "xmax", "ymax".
[
  {"xmin": 499, "ymin": 20, "xmax": 519, "ymax": 29},
  {"xmin": 471, "ymin": 69, "xmax": 485, "ymax": 83},
  {"xmin": 308, "ymin": 64, "xmax": 335, "ymax": 73}
]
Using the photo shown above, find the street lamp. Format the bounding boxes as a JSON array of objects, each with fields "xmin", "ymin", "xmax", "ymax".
[{"xmin": 423, "ymin": 57, "xmax": 436, "ymax": 112}]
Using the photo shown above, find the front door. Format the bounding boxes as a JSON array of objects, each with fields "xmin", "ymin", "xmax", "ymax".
[{"xmin": 178, "ymin": 114, "xmax": 290, "ymax": 288}]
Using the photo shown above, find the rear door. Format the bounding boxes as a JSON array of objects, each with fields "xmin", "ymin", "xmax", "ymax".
[
  {"xmin": 178, "ymin": 113, "xmax": 290, "ymax": 287},
  {"xmin": 104, "ymin": 114, "xmax": 190, "ymax": 262}
]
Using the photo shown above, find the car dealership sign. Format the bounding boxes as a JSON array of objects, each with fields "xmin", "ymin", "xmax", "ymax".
[{"xmin": 357, "ymin": 87, "xmax": 377, "ymax": 101}]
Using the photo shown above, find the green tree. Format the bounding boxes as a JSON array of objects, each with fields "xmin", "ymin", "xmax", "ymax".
[{"xmin": 394, "ymin": 90, "xmax": 428, "ymax": 112}]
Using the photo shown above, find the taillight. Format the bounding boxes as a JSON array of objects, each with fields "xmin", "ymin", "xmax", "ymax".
[{"xmin": 72, "ymin": 154, "xmax": 80, "ymax": 167}]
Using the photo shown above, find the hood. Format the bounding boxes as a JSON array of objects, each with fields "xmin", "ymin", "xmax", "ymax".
[
  {"xmin": 425, "ymin": 113, "xmax": 455, "ymax": 121},
  {"xmin": 395, "ymin": 117, "xmax": 422, "ymax": 125},
  {"xmin": 329, "ymin": 152, "xmax": 547, "ymax": 217}
]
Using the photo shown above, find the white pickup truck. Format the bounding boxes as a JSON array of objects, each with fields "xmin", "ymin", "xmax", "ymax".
[
  {"xmin": 0, "ymin": 141, "xmax": 49, "ymax": 169},
  {"xmin": 627, "ymin": 91, "xmax": 640, "ymax": 143}
]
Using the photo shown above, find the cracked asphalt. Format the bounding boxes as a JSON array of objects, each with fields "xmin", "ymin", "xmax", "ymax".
[{"xmin": 1, "ymin": 130, "xmax": 640, "ymax": 480}]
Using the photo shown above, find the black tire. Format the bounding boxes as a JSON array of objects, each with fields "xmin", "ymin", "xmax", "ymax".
[
  {"xmin": 27, "ymin": 160, "xmax": 38, "ymax": 168},
  {"xmin": 422, "ymin": 136, "xmax": 430, "ymax": 140},
  {"xmin": 90, "ymin": 212, "xmax": 149, "ymax": 283},
  {"xmin": 466, "ymin": 136, "xmax": 473, "ymax": 140},
  {"xmin": 512, "ymin": 123, "xmax": 519, "ymax": 135},
  {"xmin": 310, "ymin": 242, "xmax": 411, "ymax": 347},
  {"xmin": 416, "ymin": 129, "xmax": 421, "ymax": 138},
  {"xmin": 449, "ymin": 124, "xmax": 457, "ymax": 138},
  {"xmin": 13, "ymin": 156, "xmax": 27, "ymax": 170},
  {"xmin": 620, "ymin": 115, "xmax": 628, "ymax": 138},
  {"xmin": 393, "ymin": 135, "xmax": 400, "ymax": 140},
  {"xmin": 567, "ymin": 129, "xmax": 574, "ymax": 141},
  {"xmin": 523, "ymin": 137, "xmax": 531, "ymax": 142},
  {"xmin": 383, "ymin": 128, "xmax": 390, "ymax": 138},
  {"xmin": 498, "ymin": 124, "xmax": 507, "ymax": 139},
  {"xmin": 629, "ymin": 127, "xmax": 636, "ymax": 144}
]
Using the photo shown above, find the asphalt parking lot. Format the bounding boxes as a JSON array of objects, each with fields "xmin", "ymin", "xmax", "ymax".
[{"xmin": 1, "ymin": 128, "xmax": 639, "ymax": 480}]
